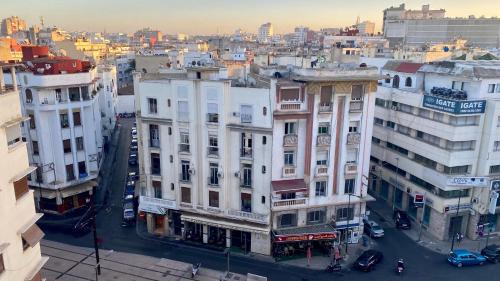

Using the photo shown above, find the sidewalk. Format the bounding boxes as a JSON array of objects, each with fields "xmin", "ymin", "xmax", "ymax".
[
  {"xmin": 41, "ymin": 240, "xmax": 251, "ymax": 281},
  {"xmin": 367, "ymin": 196, "xmax": 500, "ymax": 255}
]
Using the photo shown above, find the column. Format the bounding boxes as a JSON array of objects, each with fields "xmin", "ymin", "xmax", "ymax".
[
  {"xmin": 202, "ymin": 224, "xmax": 208, "ymax": 243},
  {"xmin": 226, "ymin": 229, "xmax": 231, "ymax": 248},
  {"xmin": 10, "ymin": 66, "xmax": 17, "ymax": 91}
]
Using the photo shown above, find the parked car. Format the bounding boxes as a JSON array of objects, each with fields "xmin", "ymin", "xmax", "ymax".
[
  {"xmin": 127, "ymin": 171, "xmax": 139, "ymax": 181},
  {"xmin": 481, "ymin": 244, "xmax": 500, "ymax": 263},
  {"xmin": 131, "ymin": 139, "xmax": 138, "ymax": 146},
  {"xmin": 131, "ymin": 129, "xmax": 137, "ymax": 136},
  {"xmin": 128, "ymin": 154, "xmax": 137, "ymax": 166},
  {"xmin": 124, "ymin": 181, "xmax": 135, "ymax": 196},
  {"xmin": 448, "ymin": 249, "xmax": 486, "ymax": 267},
  {"xmin": 130, "ymin": 145, "xmax": 138, "ymax": 152},
  {"xmin": 353, "ymin": 250, "xmax": 383, "ymax": 272},
  {"xmin": 123, "ymin": 202, "xmax": 135, "ymax": 224},
  {"xmin": 393, "ymin": 210, "xmax": 411, "ymax": 229},
  {"xmin": 363, "ymin": 219, "xmax": 385, "ymax": 238}
]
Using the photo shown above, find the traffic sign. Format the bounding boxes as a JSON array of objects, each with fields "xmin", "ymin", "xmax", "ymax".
[{"xmin": 414, "ymin": 194, "xmax": 424, "ymax": 208}]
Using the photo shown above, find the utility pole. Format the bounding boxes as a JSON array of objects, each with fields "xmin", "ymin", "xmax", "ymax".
[
  {"xmin": 418, "ymin": 194, "xmax": 427, "ymax": 242},
  {"xmin": 393, "ymin": 157, "xmax": 400, "ymax": 211},
  {"xmin": 91, "ymin": 190, "xmax": 101, "ymax": 279},
  {"xmin": 450, "ymin": 191, "xmax": 462, "ymax": 252},
  {"xmin": 345, "ymin": 193, "xmax": 352, "ymax": 254}
]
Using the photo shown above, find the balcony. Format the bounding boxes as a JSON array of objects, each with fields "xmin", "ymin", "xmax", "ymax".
[
  {"xmin": 283, "ymin": 134, "xmax": 298, "ymax": 146},
  {"xmin": 280, "ymin": 102, "xmax": 301, "ymax": 111},
  {"xmin": 151, "ymin": 168, "xmax": 161, "ymax": 176},
  {"xmin": 240, "ymin": 179, "xmax": 252, "ymax": 188},
  {"xmin": 227, "ymin": 209, "xmax": 267, "ymax": 223},
  {"xmin": 207, "ymin": 113, "xmax": 219, "ymax": 124},
  {"xmin": 316, "ymin": 165, "xmax": 328, "ymax": 176},
  {"xmin": 282, "ymin": 166, "xmax": 296, "ymax": 177},
  {"xmin": 240, "ymin": 113, "xmax": 252, "ymax": 124},
  {"xmin": 317, "ymin": 134, "xmax": 331, "ymax": 146},
  {"xmin": 207, "ymin": 146, "xmax": 219, "ymax": 156},
  {"xmin": 349, "ymin": 101, "xmax": 363, "ymax": 112},
  {"xmin": 179, "ymin": 173, "xmax": 191, "ymax": 183},
  {"xmin": 345, "ymin": 162, "xmax": 358, "ymax": 175},
  {"xmin": 207, "ymin": 177, "xmax": 219, "ymax": 187},
  {"xmin": 272, "ymin": 198, "xmax": 308, "ymax": 209},
  {"xmin": 318, "ymin": 102, "xmax": 333, "ymax": 113},
  {"xmin": 179, "ymin": 143, "xmax": 190, "ymax": 153},
  {"xmin": 150, "ymin": 139, "xmax": 160, "ymax": 148},
  {"xmin": 347, "ymin": 132, "xmax": 361, "ymax": 145},
  {"xmin": 180, "ymin": 202, "xmax": 193, "ymax": 209},
  {"xmin": 240, "ymin": 147, "xmax": 253, "ymax": 159}
]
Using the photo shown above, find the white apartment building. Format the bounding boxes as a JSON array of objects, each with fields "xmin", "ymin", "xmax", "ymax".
[
  {"xmin": 0, "ymin": 65, "xmax": 48, "ymax": 281},
  {"xmin": 253, "ymin": 66, "xmax": 379, "ymax": 253},
  {"xmin": 258, "ymin": 23, "xmax": 274, "ymax": 44},
  {"xmin": 115, "ymin": 54, "xmax": 135, "ymax": 89},
  {"xmin": 6, "ymin": 57, "xmax": 116, "ymax": 215},
  {"xmin": 357, "ymin": 21, "xmax": 375, "ymax": 36},
  {"xmin": 135, "ymin": 67, "xmax": 273, "ymax": 255},
  {"xmin": 371, "ymin": 60, "xmax": 500, "ymax": 241}
]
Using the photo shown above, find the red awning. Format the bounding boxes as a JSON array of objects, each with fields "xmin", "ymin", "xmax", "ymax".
[
  {"xmin": 272, "ymin": 179, "xmax": 307, "ymax": 193},
  {"xmin": 395, "ymin": 62, "xmax": 424, "ymax": 74}
]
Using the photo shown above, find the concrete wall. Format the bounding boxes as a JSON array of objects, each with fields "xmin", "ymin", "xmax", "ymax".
[{"xmin": 117, "ymin": 95, "xmax": 135, "ymax": 114}]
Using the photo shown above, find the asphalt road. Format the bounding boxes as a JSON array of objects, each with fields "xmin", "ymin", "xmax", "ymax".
[{"xmin": 42, "ymin": 118, "xmax": 500, "ymax": 281}]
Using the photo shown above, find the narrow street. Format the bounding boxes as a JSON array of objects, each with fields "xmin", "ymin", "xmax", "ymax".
[{"xmin": 42, "ymin": 118, "xmax": 500, "ymax": 281}]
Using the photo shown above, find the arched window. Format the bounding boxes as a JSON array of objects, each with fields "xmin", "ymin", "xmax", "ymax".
[
  {"xmin": 263, "ymin": 106, "xmax": 267, "ymax": 116},
  {"xmin": 405, "ymin": 77, "xmax": 412, "ymax": 87},
  {"xmin": 392, "ymin": 75, "xmax": 400, "ymax": 88},
  {"xmin": 384, "ymin": 74, "xmax": 391, "ymax": 84},
  {"xmin": 25, "ymin": 89, "xmax": 33, "ymax": 103}
]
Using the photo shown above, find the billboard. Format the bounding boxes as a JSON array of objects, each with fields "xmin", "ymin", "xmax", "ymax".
[
  {"xmin": 447, "ymin": 177, "xmax": 489, "ymax": 187},
  {"xmin": 422, "ymin": 95, "xmax": 486, "ymax": 115}
]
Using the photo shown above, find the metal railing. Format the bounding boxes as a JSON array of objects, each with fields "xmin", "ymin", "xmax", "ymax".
[
  {"xmin": 317, "ymin": 134, "xmax": 331, "ymax": 146},
  {"xmin": 272, "ymin": 198, "xmax": 307, "ymax": 207},
  {"xmin": 318, "ymin": 102, "xmax": 333, "ymax": 112},
  {"xmin": 280, "ymin": 102, "xmax": 301, "ymax": 111},
  {"xmin": 283, "ymin": 134, "xmax": 298, "ymax": 146},
  {"xmin": 282, "ymin": 166, "xmax": 296, "ymax": 177},
  {"xmin": 208, "ymin": 146, "xmax": 219, "ymax": 156},
  {"xmin": 349, "ymin": 101, "xmax": 363, "ymax": 112},
  {"xmin": 179, "ymin": 143, "xmax": 190, "ymax": 153},
  {"xmin": 240, "ymin": 147, "xmax": 253, "ymax": 158}
]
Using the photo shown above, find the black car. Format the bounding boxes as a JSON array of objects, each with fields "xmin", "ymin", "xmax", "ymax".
[
  {"xmin": 394, "ymin": 210, "xmax": 411, "ymax": 229},
  {"xmin": 354, "ymin": 250, "xmax": 383, "ymax": 271},
  {"xmin": 481, "ymin": 244, "xmax": 500, "ymax": 263}
]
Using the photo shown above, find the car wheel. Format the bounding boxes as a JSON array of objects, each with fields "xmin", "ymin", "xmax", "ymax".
[
  {"xmin": 457, "ymin": 263, "xmax": 463, "ymax": 268},
  {"xmin": 479, "ymin": 261, "xmax": 484, "ymax": 266}
]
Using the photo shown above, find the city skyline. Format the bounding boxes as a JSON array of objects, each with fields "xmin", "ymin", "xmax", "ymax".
[{"xmin": 2, "ymin": 0, "xmax": 500, "ymax": 35}]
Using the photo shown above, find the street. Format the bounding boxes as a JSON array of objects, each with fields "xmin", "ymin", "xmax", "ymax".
[{"xmin": 41, "ymin": 118, "xmax": 500, "ymax": 281}]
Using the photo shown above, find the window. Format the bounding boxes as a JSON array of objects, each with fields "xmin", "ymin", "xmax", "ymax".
[
  {"xmin": 279, "ymin": 213, "xmax": 297, "ymax": 227},
  {"xmin": 488, "ymin": 84, "xmax": 496, "ymax": 93},
  {"xmin": 207, "ymin": 103, "xmax": 219, "ymax": 123},
  {"xmin": 76, "ymin": 137, "xmax": 84, "ymax": 151},
  {"xmin": 375, "ymin": 98, "xmax": 386, "ymax": 107},
  {"xmin": 148, "ymin": 98, "xmax": 158, "ymax": 114},
  {"xmin": 397, "ymin": 125, "xmax": 411, "ymax": 136},
  {"xmin": 181, "ymin": 161, "xmax": 191, "ymax": 182},
  {"xmin": 374, "ymin": 117, "xmax": 384, "ymax": 126},
  {"xmin": 181, "ymin": 187, "xmax": 191, "ymax": 203},
  {"xmin": 240, "ymin": 132, "xmax": 252, "ymax": 157},
  {"xmin": 151, "ymin": 153, "xmax": 161, "ymax": 175},
  {"xmin": 443, "ymin": 165, "xmax": 469, "ymax": 175},
  {"xmin": 413, "ymin": 154, "xmax": 437, "ymax": 169},
  {"xmin": 262, "ymin": 136, "xmax": 267, "ymax": 145},
  {"xmin": 167, "ymin": 99, "xmax": 171, "ymax": 107},
  {"xmin": 386, "ymin": 121, "xmax": 395, "ymax": 129},
  {"xmin": 149, "ymin": 124, "xmax": 160, "ymax": 147},
  {"xmin": 416, "ymin": 131, "xmax": 441, "ymax": 146},
  {"xmin": 240, "ymin": 105, "xmax": 253, "ymax": 123},
  {"xmin": 241, "ymin": 193, "xmax": 252, "ymax": 212},
  {"xmin": 449, "ymin": 116, "xmax": 479, "ymax": 126},
  {"xmin": 405, "ymin": 77, "xmax": 412, "ymax": 87},
  {"xmin": 73, "ymin": 111, "xmax": 81, "ymax": 126},
  {"xmin": 25, "ymin": 89, "xmax": 33, "ymax": 103},
  {"xmin": 432, "ymin": 112, "xmax": 444, "ymax": 122},
  {"xmin": 28, "ymin": 113, "xmax": 36, "ymax": 129},
  {"xmin": 447, "ymin": 140, "xmax": 474, "ymax": 151},
  {"xmin": 261, "ymin": 196, "xmax": 266, "ymax": 204},
  {"xmin": 63, "ymin": 139, "xmax": 71, "ymax": 153},
  {"xmin": 307, "ymin": 210, "xmax": 325, "ymax": 224},
  {"xmin": 5, "ymin": 125, "xmax": 21, "ymax": 147},
  {"xmin": 284, "ymin": 151, "xmax": 295, "ymax": 166},
  {"xmin": 262, "ymin": 165, "xmax": 266, "ymax": 174},
  {"xmin": 13, "ymin": 176, "xmax": 29, "ymax": 200},
  {"xmin": 372, "ymin": 137, "xmax": 381, "ymax": 144},
  {"xmin": 0, "ymin": 253, "xmax": 4, "ymax": 274},
  {"xmin": 66, "ymin": 164, "xmax": 75, "ymax": 181},
  {"xmin": 385, "ymin": 75, "xmax": 391, "ymax": 83},
  {"xmin": 494, "ymin": 141, "xmax": 500, "ymax": 151},
  {"xmin": 32, "ymin": 141, "xmax": 39, "ymax": 155},
  {"xmin": 178, "ymin": 101, "xmax": 189, "ymax": 121},
  {"xmin": 344, "ymin": 179, "xmax": 355, "ymax": 194},
  {"xmin": 209, "ymin": 163, "xmax": 219, "ymax": 186},
  {"xmin": 209, "ymin": 191, "xmax": 219, "ymax": 208},
  {"xmin": 315, "ymin": 181, "xmax": 327, "ymax": 196},
  {"xmin": 78, "ymin": 161, "xmax": 86, "ymax": 177},
  {"xmin": 336, "ymin": 207, "xmax": 354, "ymax": 221},
  {"xmin": 153, "ymin": 180, "xmax": 162, "ymax": 198},
  {"xmin": 496, "ymin": 83, "xmax": 500, "ymax": 93},
  {"xmin": 242, "ymin": 164, "xmax": 252, "ymax": 187},
  {"xmin": 320, "ymin": 86, "xmax": 333, "ymax": 105},
  {"xmin": 280, "ymin": 88, "xmax": 300, "ymax": 101},
  {"xmin": 349, "ymin": 121, "xmax": 359, "ymax": 132},
  {"xmin": 399, "ymin": 103, "xmax": 413, "ymax": 114},
  {"xmin": 60, "ymin": 113, "xmax": 69, "ymax": 128},
  {"xmin": 68, "ymin": 87, "xmax": 80, "ymax": 101},
  {"xmin": 208, "ymin": 135, "xmax": 218, "ymax": 155},
  {"xmin": 281, "ymin": 192, "xmax": 296, "ymax": 200},
  {"xmin": 392, "ymin": 75, "xmax": 400, "ymax": 88},
  {"xmin": 180, "ymin": 132, "xmax": 190, "ymax": 152},
  {"xmin": 318, "ymin": 123, "xmax": 330, "ymax": 134},
  {"xmin": 418, "ymin": 108, "xmax": 431, "ymax": 119},
  {"xmin": 490, "ymin": 165, "xmax": 500, "ymax": 174},
  {"xmin": 316, "ymin": 150, "xmax": 328, "ymax": 166},
  {"xmin": 351, "ymin": 85, "xmax": 363, "ymax": 100},
  {"xmin": 284, "ymin": 122, "xmax": 296, "ymax": 135}
]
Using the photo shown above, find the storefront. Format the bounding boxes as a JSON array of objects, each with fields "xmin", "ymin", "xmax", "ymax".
[
  {"xmin": 272, "ymin": 224, "xmax": 337, "ymax": 258},
  {"xmin": 32, "ymin": 181, "xmax": 96, "ymax": 214},
  {"xmin": 138, "ymin": 196, "xmax": 177, "ymax": 236}
]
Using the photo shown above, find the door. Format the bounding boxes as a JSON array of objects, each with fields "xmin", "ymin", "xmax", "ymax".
[{"xmin": 448, "ymin": 216, "xmax": 463, "ymax": 239}]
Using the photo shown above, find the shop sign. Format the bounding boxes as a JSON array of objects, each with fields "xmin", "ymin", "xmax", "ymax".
[
  {"xmin": 422, "ymin": 95, "xmax": 486, "ymax": 114},
  {"xmin": 443, "ymin": 203, "xmax": 472, "ymax": 213},
  {"xmin": 447, "ymin": 177, "xmax": 488, "ymax": 187},
  {"xmin": 138, "ymin": 196, "xmax": 177, "ymax": 214},
  {"xmin": 274, "ymin": 232, "xmax": 336, "ymax": 243}
]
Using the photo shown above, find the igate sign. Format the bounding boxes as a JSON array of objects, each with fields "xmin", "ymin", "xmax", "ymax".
[{"xmin": 422, "ymin": 95, "xmax": 486, "ymax": 114}]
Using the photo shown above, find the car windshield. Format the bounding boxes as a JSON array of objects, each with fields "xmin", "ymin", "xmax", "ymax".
[
  {"xmin": 372, "ymin": 225, "xmax": 382, "ymax": 231},
  {"xmin": 399, "ymin": 212, "xmax": 408, "ymax": 218}
]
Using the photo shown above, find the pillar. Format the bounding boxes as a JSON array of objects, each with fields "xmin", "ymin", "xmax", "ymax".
[
  {"xmin": 202, "ymin": 224, "xmax": 208, "ymax": 244},
  {"xmin": 226, "ymin": 229, "xmax": 231, "ymax": 248},
  {"xmin": 10, "ymin": 66, "xmax": 17, "ymax": 91},
  {"xmin": 146, "ymin": 214, "xmax": 154, "ymax": 233},
  {"xmin": 0, "ymin": 67, "xmax": 4, "ymax": 90}
]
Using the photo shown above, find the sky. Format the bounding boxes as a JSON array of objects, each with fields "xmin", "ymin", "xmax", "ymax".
[{"xmin": 1, "ymin": 0, "xmax": 500, "ymax": 35}]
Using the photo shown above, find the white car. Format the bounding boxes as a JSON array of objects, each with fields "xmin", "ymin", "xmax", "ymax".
[{"xmin": 363, "ymin": 219, "xmax": 385, "ymax": 238}]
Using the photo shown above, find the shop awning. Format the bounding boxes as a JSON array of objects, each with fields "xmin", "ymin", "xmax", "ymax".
[
  {"xmin": 139, "ymin": 196, "xmax": 177, "ymax": 214},
  {"xmin": 21, "ymin": 224, "xmax": 45, "ymax": 248},
  {"xmin": 273, "ymin": 224, "xmax": 337, "ymax": 243},
  {"xmin": 272, "ymin": 179, "xmax": 307, "ymax": 193},
  {"xmin": 181, "ymin": 213, "xmax": 269, "ymax": 235},
  {"xmin": 59, "ymin": 180, "xmax": 96, "ymax": 199}
]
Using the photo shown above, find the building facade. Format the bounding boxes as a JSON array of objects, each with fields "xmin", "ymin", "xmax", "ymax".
[
  {"xmin": 371, "ymin": 60, "xmax": 500, "ymax": 241},
  {"xmin": 1, "ymin": 16, "xmax": 27, "ymax": 36},
  {"xmin": 0, "ymin": 65, "xmax": 48, "ymax": 281},
  {"xmin": 258, "ymin": 23, "xmax": 274, "ymax": 44}
]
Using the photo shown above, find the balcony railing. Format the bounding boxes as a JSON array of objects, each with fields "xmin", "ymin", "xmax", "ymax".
[
  {"xmin": 240, "ymin": 113, "xmax": 252, "ymax": 123},
  {"xmin": 208, "ymin": 146, "xmax": 219, "ymax": 156},
  {"xmin": 179, "ymin": 173, "xmax": 191, "ymax": 183},
  {"xmin": 345, "ymin": 162, "xmax": 358, "ymax": 174},
  {"xmin": 316, "ymin": 165, "xmax": 328, "ymax": 176},
  {"xmin": 280, "ymin": 102, "xmax": 301, "ymax": 111},
  {"xmin": 180, "ymin": 202, "xmax": 193, "ymax": 209},
  {"xmin": 283, "ymin": 134, "xmax": 298, "ymax": 146},
  {"xmin": 272, "ymin": 198, "xmax": 307, "ymax": 208},
  {"xmin": 207, "ymin": 177, "xmax": 219, "ymax": 187},
  {"xmin": 347, "ymin": 132, "xmax": 361, "ymax": 145},
  {"xmin": 240, "ymin": 147, "xmax": 253, "ymax": 159},
  {"xmin": 150, "ymin": 139, "xmax": 160, "ymax": 148},
  {"xmin": 207, "ymin": 113, "xmax": 219, "ymax": 124},
  {"xmin": 317, "ymin": 134, "xmax": 331, "ymax": 146},
  {"xmin": 318, "ymin": 102, "xmax": 333, "ymax": 113},
  {"xmin": 227, "ymin": 209, "xmax": 267, "ymax": 223},
  {"xmin": 179, "ymin": 143, "xmax": 190, "ymax": 153},
  {"xmin": 349, "ymin": 101, "xmax": 363, "ymax": 112},
  {"xmin": 240, "ymin": 179, "xmax": 252, "ymax": 188},
  {"xmin": 283, "ymin": 166, "xmax": 296, "ymax": 177}
]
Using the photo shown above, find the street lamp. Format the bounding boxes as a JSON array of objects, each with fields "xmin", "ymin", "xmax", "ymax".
[{"xmin": 345, "ymin": 192, "xmax": 362, "ymax": 255}]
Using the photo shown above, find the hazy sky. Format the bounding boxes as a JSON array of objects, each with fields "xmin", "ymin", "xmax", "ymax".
[{"xmin": 2, "ymin": 0, "xmax": 500, "ymax": 35}]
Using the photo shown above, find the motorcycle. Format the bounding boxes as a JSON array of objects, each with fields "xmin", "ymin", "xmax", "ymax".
[
  {"xmin": 395, "ymin": 261, "xmax": 405, "ymax": 275},
  {"xmin": 192, "ymin": 262, "xmax": 201, "ymax": 277},
  {"xmin": 326, "ymin": 262, "xmax": 342, "ymax": 273}
]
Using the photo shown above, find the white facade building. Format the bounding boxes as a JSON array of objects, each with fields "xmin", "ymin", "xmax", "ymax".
[
  {"xmin": 0, "ymin": 65, "xmax": 48, "ymax": 281},
  {"xmin": 97, "ymin": 64, "xmax": 118, "ymax": 142},
  {"xmin": 258, "ymin": 23, "xmax": 274, "ymax": 44},
  {"xmin": 371, "ymin": 60, "xmax": 500, "ymax": 240},
  {"xmin": 357, "ymin": 21, "xmax": 375, "ymax": 36}
]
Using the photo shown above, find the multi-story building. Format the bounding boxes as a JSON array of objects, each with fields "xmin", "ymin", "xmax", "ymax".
[
  {"xmin": 258, "ymin": 23, "xmax": 274, "ymax": 44},
  {"xmin": 371, "ymin": 60, "xmax": 500, "ymax": 241},
  {"xmin": 115, "ymin": 54, "xmax": 135, "ymax": 89},
  {"xmin": 1, "ymin": 16, "xmax": 27, "ymax": 36},
  {"xmin": 357, "ymin": 21, "xmax": 375, "ymax": 36},
  {"xmin": 0, "ymin": 64, "xmax": 48, "ymax": 281},
  {"xmin": 6, "ymin": 48, "xmax": 116, "ymax": 214},
  {"xmin": 383, "ymin": 4, "xmax": 500, "ymax": 48},
  {"xmin": 134, "ymin": 67, "xmax": 273, "ymax": 255}
]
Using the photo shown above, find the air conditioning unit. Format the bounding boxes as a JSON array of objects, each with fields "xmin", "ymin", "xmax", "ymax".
[
  {"xmin": 232, "ymin": 112, "xmax": 240, "ymax": 117},
  {"xmin": 217, "ymin": 171, "xmax": 224, "ymax": 178},
  {"xmin": 234, "ymin": 171, "xmax": 240, "ymax": 177},
  {"xmin": 472, "ymin": 197, "xmax": 479, "ymax": 204},
  {"xmin": 188, "ymin": 168, "xmax": 195, "ymax": 175},
  {"xmin": 391, "ymin": 105, "xmax": 399, "ymax": 111}
]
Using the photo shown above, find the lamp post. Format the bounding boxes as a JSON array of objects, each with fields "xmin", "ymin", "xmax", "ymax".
[{"xmin": 345, "ymin": 192, "xmax": 362, "ymax": 255}]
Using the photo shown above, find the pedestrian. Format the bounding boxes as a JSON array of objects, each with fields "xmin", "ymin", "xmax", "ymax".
[{"xmin": 456, "ymin": 233, "xmax": 462, "ymax": 245}]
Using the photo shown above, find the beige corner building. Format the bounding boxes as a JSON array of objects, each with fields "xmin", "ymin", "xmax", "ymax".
[{"xmin": 0, "ymin": 65, "xmax": 48, "ymax": 281}]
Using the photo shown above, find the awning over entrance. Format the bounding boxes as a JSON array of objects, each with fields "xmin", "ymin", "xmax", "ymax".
[
  {"xmin": 273, "ymin": 224, "xmax": 337, "ymax": 243},
  {"xmin": 181, "ymin": 213, "xmax": 269, "ymax": 235},
  {"xmin": 272, "ymin": 179, "xmax": 307, "ymax": 194},
  {"xmin": 59, "ymin": 180, "xmax": 96, "ymax": 199},
  {"xmin": 139, "ymin": 196, "xmax": 177, "ymax": 214}
]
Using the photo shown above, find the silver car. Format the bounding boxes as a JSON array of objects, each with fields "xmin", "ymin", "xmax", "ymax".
[{"xmin": 363, "ymin": 219, "xmax": 385, "ymax": 238}]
